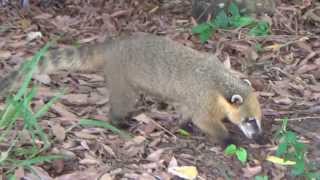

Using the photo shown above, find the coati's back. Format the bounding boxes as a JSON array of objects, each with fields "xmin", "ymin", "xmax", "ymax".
[{"xmin": 0, "ymin": 33, "xmax": 263, "ymax": 143}]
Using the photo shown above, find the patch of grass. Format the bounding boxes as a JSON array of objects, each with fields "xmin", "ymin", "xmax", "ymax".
[
  {"xmin": 273, "ymin": 118, "xmax": 320, "ymax": 179},
  {"xmin": 192, "ymin": 2, "xmax": 270, "ymax": 43},
  {"xmin": 224, "ymin": 144, "xmax": 247, "ymax": 165},
  {"xmin": 0, "ymin": 43, "xmax": 64, "ymax": 177}
]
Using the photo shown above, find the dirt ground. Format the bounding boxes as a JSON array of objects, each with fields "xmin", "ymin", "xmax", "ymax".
[{"xmin": 0, "ymin": 0, "xmax": 319, "ymax": 179}]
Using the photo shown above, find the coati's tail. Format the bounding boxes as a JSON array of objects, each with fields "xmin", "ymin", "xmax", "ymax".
[
  {"xmin": 37, "ymin": 43, "xmax": 107, "ymax": 74},
  {"xmin": 0, "ymin": 42, "xmax": 107, "ymax": 96}
]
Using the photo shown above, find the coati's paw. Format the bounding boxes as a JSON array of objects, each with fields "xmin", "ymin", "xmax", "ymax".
[{"xmin": 109, "ymin": 111, "xmax": 130, "ymax": 129}]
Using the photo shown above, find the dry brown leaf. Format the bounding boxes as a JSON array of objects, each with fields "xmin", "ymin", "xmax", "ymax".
[
  {"xmin": 242, "ymin": 165, "xmax": 262, "ymax": 178},
  {"xmin": 99, "ymin": 173, "xmax": 113, "ymax": 180},
  {"xmin": 0, "ymin": 50, "xmax": 11, "ymax": 60},
  {"xmin": 62, "ymin": 94, "xmax": 89, "ymax": 105},
  {"xmin": 146, "ymin": 148, "xmax": 165, "ymax": 162},
  {"xmin": 273, "ymin": 96, "xmax": 292, "ymax": 105},
  {"xmin": 34, "ymin": 13, "xmax": 53, "ymax": 19},
  {"xmin": 168, "ymin": 156, "xmax": 178, "ymax": 168},
  {"xmin": 74, "ymin": 131, "xmax": 97, "ymax": 139},
  {"xmin": 33, "ymin": 74, "xmax": 51, "ymax": 84},
  {"xmin": 51, "ymin": 103, "xmax": 78, "ymax": 119},
  {"xmin": 52, "ymin": 123, "xmax": 66, "ymax": 141},
  {"xmin": 52, "ymin": 159, "xmax": 65, "ymax": 174},
  {"xmin": 14, "ymin": 167, "xmax": 25, "ymax": 179},
  {"xmin": 102, "ymin": 144, "xmax": 116, "ymax": 157},
  {"xmin": 133, "ymin": 113, "xmax": 153, "ymax": 123},
  {"xmin": 24, "ymin": 166, "xmax": 53, "ymax": 180},
  {"xmin": 79, "ymin": 158, "xmax": 99, "ymax": 165},
  {"xmin": 55, "ymin": 171, "xmax": 99, "ymax": 180}
]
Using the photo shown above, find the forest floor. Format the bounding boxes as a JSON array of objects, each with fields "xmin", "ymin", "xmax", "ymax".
[{"xmin": 0, "ymin": 0, "xmax": 319, "ymax": 179}]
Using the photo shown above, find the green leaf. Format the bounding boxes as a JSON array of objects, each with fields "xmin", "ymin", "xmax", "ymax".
[
  {"xmin": 292, "ymin": 159, "xmax": 305, "ymax": 176},
  {"xmin": 276, "ymin": 142, "xmax": 288, "ymax": 156},
  {"xmin": 230, "ymin": 16, "xmax": 254, "ymax": 28},
  {"xmin": 249, "ymin": 21, "xmax": 270, "ymax": 37},
  {"xmin": 192, "ymin": 23, "xmax": 212, "ymax": 34},
  {"xmin": 224, "ymin": 144, "xmax": 237, "ymax": 155},
  {"xmin": 236, "ymin": 147, "xmax": 247, "ymax": 164},
  {"xmin": 192, "ymin": 23, "xmax": 215, "ymax": 43},
  {"xmin": 228, "ymin": 2, "xmax": 240, "ymax": 18},
  {"xmin": 177, "ymin": 129, "xmax": 191, "ymax": 137},
  {"xmin": 7, "ymin": 174, "xmax": 16, "ymax": 180},
  {"xmin": 294, "ymin": 142, "xmax": 305, "ymax": 154},
  {"xmin": 199, "ymin": 29, "xmax": 214, "ymax": 43},
  {"xmin": 285, "ymin": 131, "xmax": 297, "ymax": 144},
  {"xmin": 255, "ymin": 43, "xmax": 263, "ymax": 53},
  {"xmin": 214, "ymin": 10, "xmax": 229, "ymax": 28},
  {"xmin": 255, "ymin": 175, "xmax": 268, "ymax": 180}
]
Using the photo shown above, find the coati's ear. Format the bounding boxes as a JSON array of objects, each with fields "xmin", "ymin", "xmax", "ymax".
[
  {"xmin": 243, "ymin": 79, "xmax": 252, "ymax": 87},
  {"xmin": 231, "ymin": 94, "xmax": 243, "ymax": 105}
]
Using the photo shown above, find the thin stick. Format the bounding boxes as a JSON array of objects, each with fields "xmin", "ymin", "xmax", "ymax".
[{"xmin": 274, "ymin": 116, "xmax": 320, "ymax": 122}]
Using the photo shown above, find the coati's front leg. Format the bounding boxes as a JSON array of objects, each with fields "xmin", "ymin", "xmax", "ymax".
[{"xmin": 107, "ymin": 75, "xmax": 138, "ymax": 127}]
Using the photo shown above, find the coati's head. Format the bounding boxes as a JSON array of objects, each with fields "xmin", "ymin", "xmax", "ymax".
[{"xmin": 217, "ymin": 79, "xmax": 262, "ymax": 140}]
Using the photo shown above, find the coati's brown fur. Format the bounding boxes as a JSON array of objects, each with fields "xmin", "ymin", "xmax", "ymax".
[{"xmin": 0, "ymin": 33, "xmax": 262, "ymax": 143}]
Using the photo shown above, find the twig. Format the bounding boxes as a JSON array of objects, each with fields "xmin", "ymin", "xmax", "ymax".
[
  {"xmin": 274, "ymin": 116, "xmax": 320, "ymax": 122},
  {"xmin": 148, "ymin": 117, "xmax": 177, "ymax": 140},
  {"xmin": 288, "ymin": 124, "xmax": 320, "ymax": 143}
]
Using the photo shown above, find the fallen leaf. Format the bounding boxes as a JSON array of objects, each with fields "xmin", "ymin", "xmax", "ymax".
[
  {"xmin": 102, "ymin": 144, "xmax": 116, "ymax": 157},
  {"xmin": 133, "ymin": 113, "xmax": 153, "ymax": 123},
  {"xmin": 242, "ymin": 165, "xmax": 262, "ymax": 178},
  {"xmin": 168, "ymin": 156, "xmax": 178, "ymax": 168},
  {"xmin": 51, "ymin": 103, "xmax": 78, "ymax": 120},
  {"xmin": 99, "ymin": 173, "xmax": 113, "ymax": 180},
  {"xmin": 62, "ymin": 94, "xmax": 89, "ymax": 105},
  {"xmin": 266, "ymin": 155, "xmax": 296, "ymax": 165},
  {"xmin": 52, "ymin": 123, "xmax": 66, "ymax": 141},
  {"xmin": 168, "ymin": 166, "xmax": 198, "ymax": 180},
  {"xmin": 26, "ymin": 31, "xmax": 43, "ymax": 41},
  {"xmin": 79, "ymin": 158, "xmax": 99, "ymax": 165},
  {"xmin": 146, "ymin": 149, "xmax": 165, "ymax": 162},
  {"xmin": 33, "ymin": 74, "xmax": 51, "ymax": 84},
  {"xmin": 24, "ymin": 166, "xmax": 52, "ymax": 180},
  {"xmin": 0, "ymin": 50, "xmax": 11, "ymax": 60},
  {"xmin": 55, "ymin": 171, "xmax": 99, "ymax": 180},
  {"xmin": 74, "ymin": 131, "xmax": 97, "ymax": 139}
]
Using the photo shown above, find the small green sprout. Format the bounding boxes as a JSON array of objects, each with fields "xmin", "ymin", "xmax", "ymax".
[{"xmin": 224, "ymin": 144, "xmax": 247, "ymax": 165}]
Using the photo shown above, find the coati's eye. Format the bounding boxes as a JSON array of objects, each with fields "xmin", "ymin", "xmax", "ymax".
[
  {"xmin": 231, "ymin": 94, "xmax": 243, "ymax": 105},
  {"xmin": 243, "ymin": 79, "xmax": 252, "ymax": 87}
]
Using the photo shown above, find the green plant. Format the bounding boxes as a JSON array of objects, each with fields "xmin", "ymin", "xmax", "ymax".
[
  {"xmin": 192, "ymin": 2, "xmax": 270, "ymax": 43},
  {"xmin": 0, "ymin": 43, "xmax": 64, "ymax": 177},
  {"xmin": 255, "ymin": 175, "xmax": 268, "ymax": 180},
  {"xmin": 274, "ymin": 118, "xmax": 320, "ymax": 179},
  {"xmin": 224, "ymin": 144, "xmax": 247, "ymax": 165}
]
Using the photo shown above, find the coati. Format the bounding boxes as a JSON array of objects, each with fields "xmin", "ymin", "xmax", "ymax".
[{"xmin": 0, "ymin": 32, "xmax": 262, "ymax": 143}]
